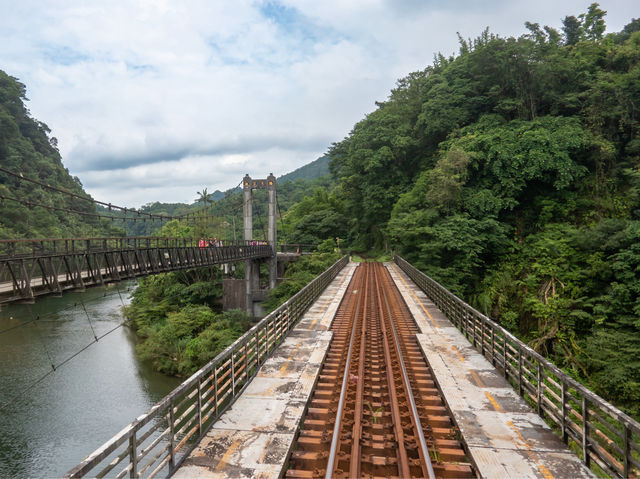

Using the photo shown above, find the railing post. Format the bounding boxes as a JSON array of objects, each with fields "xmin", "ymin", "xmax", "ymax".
[
  {"xmin": 537, "ymin": 362, "xmax": 543, "ymax": 417},
  {"xmin": 463, "ymin": 307, "xmax": 468, "ymax": 339},
  {"xmin": 480, "ymin": 317, "xmax": 485, "ymax": 356},
  {"xmin": 491, "ymin": 326, "xmax": 496, "ymax": 366},
  {"xmin": 623, "ymin": 424, "xmax": 630, "ymax": 478},
  {"xmin": 129, "ymin": 431, "xmax": 137, "ymax": 479},
  {"xmin": 244, "ymin": 341, "xmax": 249, "ymax": 383},
  {"xmin": 582, "ymin": 395, "xmax": 590, "ymax": 467},
  {"xmin": 561, "ymin": 380, "xmax": 568, "ymax": 443},
  {"xmin": 255, "ymin": 330, "xmax": 261, "ymax": 366},
  {"xmin": 214, "ymin": 367, "xmax": 219, "ymax": 418},
  {"xmin": 518, "ymin": 348, "xmax": 523, "ymax": 397},
  {"xmin": 197, "ymin": 378, "xmax": 203, "ymax": 437},
  {"xmin": 169, "ymin": 400, "xmax": 176, "ymax": 472},
  {"xmin": 231, "ymin": 352, "xmax": 236, "ymax": 396},
  {"xmin": 503, "ymin": 335, "xmax": 508, "ymax": 379},
  {"xmin": 471, "ymin": 310, "xmax": 477, "ymax": 347}
]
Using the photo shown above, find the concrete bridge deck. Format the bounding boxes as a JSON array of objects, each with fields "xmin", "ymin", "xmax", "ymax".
[
  {"xmin": 172, "ymin": 261, "xmax": 593, "ymax": 479},
  {"xmin": 173, "ymin": 261, "xmax": 358, "ymax": 478},
  {"xmin": 387, "ymin": 263, "xmax": 592, "ymax": 479}
]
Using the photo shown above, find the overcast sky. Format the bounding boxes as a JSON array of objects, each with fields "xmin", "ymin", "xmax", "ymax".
[{"xmin": 0, "ymin": 1, "xmax": 636, "ymax": 207}]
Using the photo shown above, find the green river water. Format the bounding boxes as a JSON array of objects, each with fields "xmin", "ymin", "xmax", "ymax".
[{"xmin": 0, "ymin": 283, "xmax": 181, "ymax": 478}]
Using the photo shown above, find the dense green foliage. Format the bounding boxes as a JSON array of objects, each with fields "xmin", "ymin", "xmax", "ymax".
[
  {"xmin": 123, "ymin": 267, "xmax": 255, "ymax": 377},
  {"xmin": 0, "ymin": 71, "xmax": 119, "ymax": 238},
  {"xmin": 125, "ymin": 245, "xmax": 341, "ymax": 376},
  {"xmin": 263, "ymin": 239, "xmax": 342, "ymax": 311},
  {"xmin": 308, "ymin": 7, "xmax": 640, "ymax": 417}
]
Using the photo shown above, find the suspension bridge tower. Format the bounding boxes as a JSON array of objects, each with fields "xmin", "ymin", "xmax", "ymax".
[{"xmin": 242, "ymin": 173, "xmax": 277, "ymax": 316}]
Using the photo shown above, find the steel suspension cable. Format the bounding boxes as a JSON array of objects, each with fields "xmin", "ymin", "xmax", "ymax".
[
  {"xmin": 26, "ymin": 304, "xmax": 56, "ymax": 371},
  {"xmin": 0, "ymin": 166, "xmax": 242, "ymax": 224},
  {"xmin": 0, "ymin": 301, "xmax": 131, "ymax": 412},
  {"xmin": 0, "ymin": 285, "xmax": 135, "ymax": 336}
]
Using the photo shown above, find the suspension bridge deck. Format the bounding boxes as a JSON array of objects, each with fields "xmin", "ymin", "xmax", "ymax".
[{"xmin": 171, "ymin": 261, "xmax": 593, "ymax": 479}]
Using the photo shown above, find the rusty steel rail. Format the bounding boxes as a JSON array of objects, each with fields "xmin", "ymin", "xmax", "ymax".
[
  {"xmin": 324, "ymin": 262, "xmax": 366, "ymax": 478},
  {"xmin": 286, "ymin": 262, "xmax": 473, "ymax": 478},
  {"xmin": 0, "ymin": 237, "xmax": 274, "ymax": 303},
  {"xmin": 376, "ymin": 264, "xmax": 436, "ymax": 479},
  {"xmin": 395, "ymin": 255, "xmax": 640, "ymax": 478},
  {"xmin": 63, "ymin": 255, "xmax": 348, "ymax": 479}
]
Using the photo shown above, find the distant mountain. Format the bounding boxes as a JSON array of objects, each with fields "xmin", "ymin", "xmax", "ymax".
[
  {"xmin": 206, "ymin": 154, "xmax": 330, "ymax": 202},
  {"xmin": 278, "ymin": 155, "xmax": 330, "ymax": 183},
  {"xmin": 211, "ymin": 190, "xmax": 227, "ymax": 201}
]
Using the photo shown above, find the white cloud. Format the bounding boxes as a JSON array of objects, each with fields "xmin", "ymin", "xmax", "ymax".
[{"xmin": 0, "ymin": 0, "xmax": 636, "ymax": 207}]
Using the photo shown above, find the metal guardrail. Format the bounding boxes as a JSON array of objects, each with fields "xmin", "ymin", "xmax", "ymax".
[
  {"xmin": 64, "ymin": 255, "xmax": 349, "ymax": 479},
  {"xmin": 395, "ymin": 256, "xmax": 640, "ymax": 478}
]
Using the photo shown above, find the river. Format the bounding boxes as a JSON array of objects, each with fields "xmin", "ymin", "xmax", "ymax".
[{"xmin": 0, "ymin": 283, "xmax": 181, "ymax": 479}]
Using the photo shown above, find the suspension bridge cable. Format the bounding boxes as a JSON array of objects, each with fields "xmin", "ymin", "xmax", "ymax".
[
  {"xmin": 0, "ymin": 286, "xmax": 135, "ymax": 336},
  {"xmin": 0, "ymin": 320, "xmax": 127, "ymax": 413},
  {"xmin": 0, "ymin": 166, "xmax": 236, "ymax": 224},
  {"xmin": 276, "ymin": 194, "xmax": 287, "ymax": 240},
  {"xmin": 26, "ymin": 304, "xmax": 55, "ymax": 371},
  {"xmin": 0, "ymin": 166, "xmax": 171, "ymax": 221},
  {"xmin": 0, "ymin": 192, "xmax": 228, "ymax": 226},
  {"xmin": 79, "ymin": 299, "xmax": 98, "ymax": 341},
  {"xmin": 115, "ymin": 282, "xmax": 126, "ymax": 307},
  {"xmin": 173, "ymin": 180, "xmax": 244, "ymax": 220},
  {"xmin": 0, "ymin": 193, "xmax": 165, "ymax": 223}
]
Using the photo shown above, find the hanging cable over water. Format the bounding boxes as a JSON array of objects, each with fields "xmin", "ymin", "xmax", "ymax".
[{"xmin": 0, "ymin": 286, "xmax": 135, "ymax": 336}]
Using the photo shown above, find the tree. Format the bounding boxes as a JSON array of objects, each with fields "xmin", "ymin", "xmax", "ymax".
[
  {"xmin": 562, "ymin": 15, "xmax": 583, "ymax": 45},
  {"xmin": 582, "ymin": 3, "xmax": 607, "ymax": 41},
  {"xmin": 195, "ymin": 188, "xmax": 214, "ymax": 208}
]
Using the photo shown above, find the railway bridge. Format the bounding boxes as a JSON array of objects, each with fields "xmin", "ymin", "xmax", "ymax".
[{"xmin": 64, "ymin": 256, "xmax": 640, "ymax": 479}]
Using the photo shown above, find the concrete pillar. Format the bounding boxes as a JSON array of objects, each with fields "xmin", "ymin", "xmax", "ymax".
[
  {"xmin": 243, "ymin": 174, "xmax": 253, "ymax": 315},
  {"xmin": 267, "ymin": 173, "xmax": 277, "ymax": 289},
  {"xmin": 243, "ymin": 174, "xmax": 253, "ymax": 244}
]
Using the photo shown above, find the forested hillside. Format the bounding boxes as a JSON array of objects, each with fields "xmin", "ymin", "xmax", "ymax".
[
  {"xmin": 287, "ymin": 7, "xmax": 640, "ymax": 416},
  {"xmin": 0, "ymin": 71, "xmax": 118, "ymax": 239},
  {"xmin": 278, "ymin": 155, "xmax": 330, "ymax": 183}
]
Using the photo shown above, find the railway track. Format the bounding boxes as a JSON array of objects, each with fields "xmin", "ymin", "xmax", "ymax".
[{"xmin": 285, "ymin": 262, "xmax": 474, "ymax": 478}]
